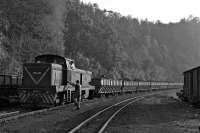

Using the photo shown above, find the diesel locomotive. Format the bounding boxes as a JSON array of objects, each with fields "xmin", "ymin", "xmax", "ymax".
[{"xmin": 19, "ymin": 54, "xmax": 94, "ymax": 106}]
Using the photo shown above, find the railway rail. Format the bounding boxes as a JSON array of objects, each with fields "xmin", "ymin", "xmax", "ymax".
[
  {"xmin": 0, "ymin": 111, "xmax": 20, "ymax": 119},
  {"xmin": 68, "ymin": 92, "xmax": 159, "ymax": 133},
  {"xmin": 0, "ymin": 104, "xmax": 68, "ymax": 124}
]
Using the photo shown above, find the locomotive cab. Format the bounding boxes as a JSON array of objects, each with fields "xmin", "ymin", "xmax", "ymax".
[{"xmin": 35, "ymin": 54, "xmax": 75, "ymax": 85}]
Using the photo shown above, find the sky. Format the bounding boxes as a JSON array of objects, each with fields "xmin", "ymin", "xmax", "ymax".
[{"xmin": 81, "ymin": 0, "xmax": 200, "ymax": 23}]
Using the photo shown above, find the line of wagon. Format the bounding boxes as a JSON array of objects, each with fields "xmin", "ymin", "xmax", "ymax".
[{"xmin": 0, "ymin": 54, "xmax": 183, "ymax": 107}]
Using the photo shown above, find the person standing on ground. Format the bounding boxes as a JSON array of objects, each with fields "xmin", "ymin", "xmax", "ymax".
[{"xmin": 67, "ymin": 80, "xmax": 81, "ymax": 110}]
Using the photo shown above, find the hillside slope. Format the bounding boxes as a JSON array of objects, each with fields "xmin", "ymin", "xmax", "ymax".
[{"xmin": 1, "ymin": 0, "xmax": 200, "ymax": 81}]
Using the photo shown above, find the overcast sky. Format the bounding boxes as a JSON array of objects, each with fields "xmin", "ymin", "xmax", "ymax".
[{"xmin": 81, "ymin": 0, "xmax": 200, "ymax": 23}]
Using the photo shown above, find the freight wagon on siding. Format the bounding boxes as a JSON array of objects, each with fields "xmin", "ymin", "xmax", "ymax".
[
  {"xmin": 183, "ymin": 66, "xmax": 200, "ymax": 103},
  {"xmin": 0, "ymin": 74, "xmax": 22, "ymax": 105}
]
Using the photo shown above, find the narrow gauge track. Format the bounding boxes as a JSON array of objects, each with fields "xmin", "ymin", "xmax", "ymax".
[{"xmin": 68, "ymin": 93, "xmax": 158, "ymax": 133}]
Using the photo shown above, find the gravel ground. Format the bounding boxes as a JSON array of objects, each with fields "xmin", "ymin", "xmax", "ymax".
[
  {"xmin": 0, "ymin": 92, "xmax": 151, "ymax": 133},
  {"xmin": 106, "ymin": 91, "xmax": 200, "ymax": 133},
  {"xmin": 1, "ymin": 90, "xmax": 191, "ymax": 133}
]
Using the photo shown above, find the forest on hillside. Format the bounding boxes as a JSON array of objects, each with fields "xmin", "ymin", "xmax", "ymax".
[{"xmin": 1, "ymin": 0, "xmax": 200, "ymax": 81}]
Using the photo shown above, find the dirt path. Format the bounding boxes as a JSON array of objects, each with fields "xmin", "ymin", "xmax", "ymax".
[{"xmin": 106, "ymin": 91, "xmax": 200, "ymax": 133}]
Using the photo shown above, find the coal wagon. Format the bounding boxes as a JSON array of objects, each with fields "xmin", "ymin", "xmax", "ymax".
[{"xmin": 0, "ymin": 74, "xmax": 22, "ymax": 105}]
